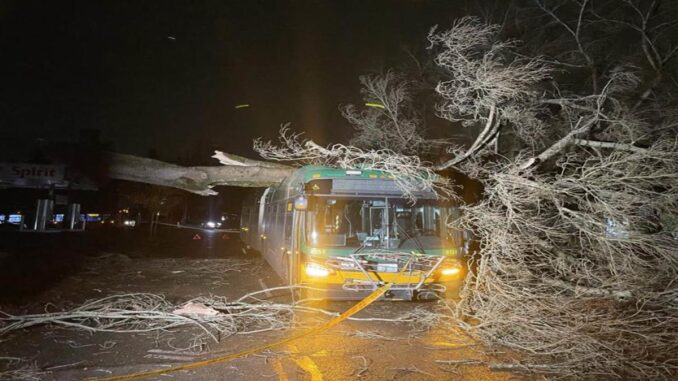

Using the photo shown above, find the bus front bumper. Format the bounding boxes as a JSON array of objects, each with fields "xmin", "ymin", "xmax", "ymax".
[
  {"xmin": 300, "ymin": 268, "xmax": 464, "ymax": 301},
  {"xmin": 300, "ymin": 280, "xmax": 463, "ymax": 301}
]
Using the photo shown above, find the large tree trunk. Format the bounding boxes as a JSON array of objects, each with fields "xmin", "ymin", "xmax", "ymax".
[{"xmin": 104, "ymin": 152, "xmax": 294, "ymax": 195}]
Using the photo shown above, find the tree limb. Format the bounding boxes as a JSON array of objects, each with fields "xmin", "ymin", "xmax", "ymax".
[
  {"xmin": 105, "ymin": 152, "xmax": 294, "ymax": 195},
  {"xmin": 519, "ymin": 117, "xmax": 595, "ymax": 170},
  {"xmin": 211, "ymin": 151, "xmax": 291, "ymax": 168},
  {"xmin": 573, "ymin": 139, "xmax": 648, "ymax": 153},
  {"xmin": 436, "ymin": 105, "xmax": 498, "ymax": 170}
]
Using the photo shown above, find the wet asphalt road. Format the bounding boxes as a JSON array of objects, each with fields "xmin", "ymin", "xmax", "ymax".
[{"xmin": 0, "ymin": 226, "xmax": 524, "ymax": 381}]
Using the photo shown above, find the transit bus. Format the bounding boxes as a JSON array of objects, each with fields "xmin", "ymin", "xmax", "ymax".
[{"xmin": 240, "ymin": 166, "xmax": 465, "ymax": 300}]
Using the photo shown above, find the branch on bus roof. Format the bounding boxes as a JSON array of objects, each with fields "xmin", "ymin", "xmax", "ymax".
[
  {"xmin": 253, "ymin": 126, "xmax": 457, "ymax": 201},
  {"xmin": 212, "ymin": 151, "xmax": 293, "ymax": 169}
]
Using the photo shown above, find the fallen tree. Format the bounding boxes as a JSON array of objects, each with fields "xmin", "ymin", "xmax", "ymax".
[
  {"xmin": 102, "ymin": 125, "xmax": 453, "ymax": 201},
  {"xmin": 429, "ymin": 7, "xmax": 678, "ymax": 379},
  {"xmin": 93, "ymin": 3, "xmax": 677, "ymax": 379},
  {"xmin": 103, "ymin": 151, "xmax": 294, "ymax": 196}
]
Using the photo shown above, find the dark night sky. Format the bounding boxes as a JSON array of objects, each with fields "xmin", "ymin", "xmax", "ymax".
[{"xmin": 0, "ymin": 0, "xmax": 463, "ymax": 163}]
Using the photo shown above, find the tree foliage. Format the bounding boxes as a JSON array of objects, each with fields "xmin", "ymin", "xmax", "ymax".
[
  {"xmin": 100, "ymin": 3, "xmax": 678, "ymax": 377},
  {"xmin": 429, "ymin": 1, "xmax": 678, "ymax": 378},
  {"xmin": 253, "ymin": 126, "xmax": 452, "ymax": 201},
  {"xmin": 429, "ymin": 16, "xmax": 551, "ymax": 153},
  {"xmin": 341, "ymin": 70, "xmax": 427, "ymax": 155}
]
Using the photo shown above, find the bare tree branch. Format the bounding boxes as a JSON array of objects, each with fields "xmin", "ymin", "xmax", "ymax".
[
  {"xmin": 573, "ymin": 138, "xmax": 649, "ymax": 153},
  {"xmin": 254, "ymin": 127, "xmax": 454, "ymax": 201},
  {"xmin": 435, "ymin": 105, "xmax": 498, "ymax": 170},
  {"xmin": 536, "ymin": 0, "xmax": 598, "ymax": 92},
  {"xmin": 341, "ymin": 71, "xmax": 427, "ymax": 155},
  {"xmin": 431, "ymin": 8, "xmax": 678, "ymax": 379},
  {"xmin": 428, "ymin": 16, "xmax": 550, "ymax": 162}
]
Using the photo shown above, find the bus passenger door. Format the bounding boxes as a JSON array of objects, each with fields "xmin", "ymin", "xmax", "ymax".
[
  {"xmin": 258, "ymin": 188, "xmax": 273, "ymax": 254},
  {"xmin": 289, "ymin": 209, "xmax": 304, "ymax": 285},
  {"xmin": 281, "ymin": 204, "xmax": 294, "ymax": 283}
]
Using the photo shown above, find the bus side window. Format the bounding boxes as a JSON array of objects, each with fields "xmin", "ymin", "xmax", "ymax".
[
  {"xmin": 273, "ymin": 202, "xmax": 281, "ymax": 238},
  {"xmin": 275, "ymin": 202, "xmax": 284, "ymax": 239},
  {"xmin": 265, "ymin": 204, "xmax": 274, "ymax": 235}
]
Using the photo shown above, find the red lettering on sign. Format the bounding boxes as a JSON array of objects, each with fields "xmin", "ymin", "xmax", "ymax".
[{"xmin": 10, "ymin": 166, "xmax": 59, "ymax": 178}]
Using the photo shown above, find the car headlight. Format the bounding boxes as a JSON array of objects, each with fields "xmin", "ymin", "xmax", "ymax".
[
  {"xmin": 205, "ymin": 221, "xmax": 216, "ymax": 228},
  {"xmin": 305, "ymin": 262, "xmax": 330, "ymax": 277}
]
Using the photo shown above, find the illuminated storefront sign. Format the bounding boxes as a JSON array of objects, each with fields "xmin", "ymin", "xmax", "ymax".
[{"xmin": 0, "ymin": 163, "xmax": 66, "ymax": 188}]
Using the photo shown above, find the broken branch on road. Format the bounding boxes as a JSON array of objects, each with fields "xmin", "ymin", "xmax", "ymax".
[{"xmin": 1, "ymin": 288, "xmax": 458, "ymax": 352}]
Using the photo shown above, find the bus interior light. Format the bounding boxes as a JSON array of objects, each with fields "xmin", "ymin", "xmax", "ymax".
[
  {"xmin": 305, "ymin": 262, "xmax": 330, "ymax": 277},
  {"xmin": 294, "ymin": 196, "xmax": 308, "ymax": 211}
]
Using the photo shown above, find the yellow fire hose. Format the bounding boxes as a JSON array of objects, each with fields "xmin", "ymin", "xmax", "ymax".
[{"xmin": 88, "ymin": 283, "xmax": 392, "ymax": 381}]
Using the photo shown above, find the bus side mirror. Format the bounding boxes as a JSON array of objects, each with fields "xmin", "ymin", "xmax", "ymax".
[{"xmin": 294, "ymin": 196, "xmax": 308, "ymax": 211}]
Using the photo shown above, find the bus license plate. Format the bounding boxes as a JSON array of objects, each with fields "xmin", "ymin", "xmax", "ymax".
[{"xmin": 377, "ymin": 263, "xmax": 398, "ymax": 273}]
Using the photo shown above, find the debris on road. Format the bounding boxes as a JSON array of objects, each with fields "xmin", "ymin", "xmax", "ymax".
[
  {"xmin": 1, "ymin": 293, "xmax": 294, "ymax": 345},
  {"xmin": 173, "ymin": 302, "xmax": 221, "ymax": 317},
  {"xmin": 0, "ymin": 255, "xmax": 519, "ymax": 380},
  {"xmin": 0, "ymin": 357, "xmax": 46, "ymax": 381},
  {"xmin": 1, "ymin": 288, "xmax": 460, "ymax": 350}
]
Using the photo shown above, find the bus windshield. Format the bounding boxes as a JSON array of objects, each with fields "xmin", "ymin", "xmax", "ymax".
[{"xmin": 305, "ymin": 196, "xmax": 455, "ymax": 251}]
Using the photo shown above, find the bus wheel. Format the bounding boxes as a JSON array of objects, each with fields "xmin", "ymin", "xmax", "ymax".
[{"xmin": 241, "ymin": 247, "xmax": 258, "ymax": 257}]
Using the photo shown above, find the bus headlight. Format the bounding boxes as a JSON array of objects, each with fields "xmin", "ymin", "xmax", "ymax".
[
  {"xmin": 305, "ymin": 262, "xmax": 330, "ymax": 277},
  {"xmin": 440, "ymin": 261, "xmax": 463, "ymax": 276},
  {"xmin": 441, "ymin": 266, "xmax": 461, "ymax": 276}
]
